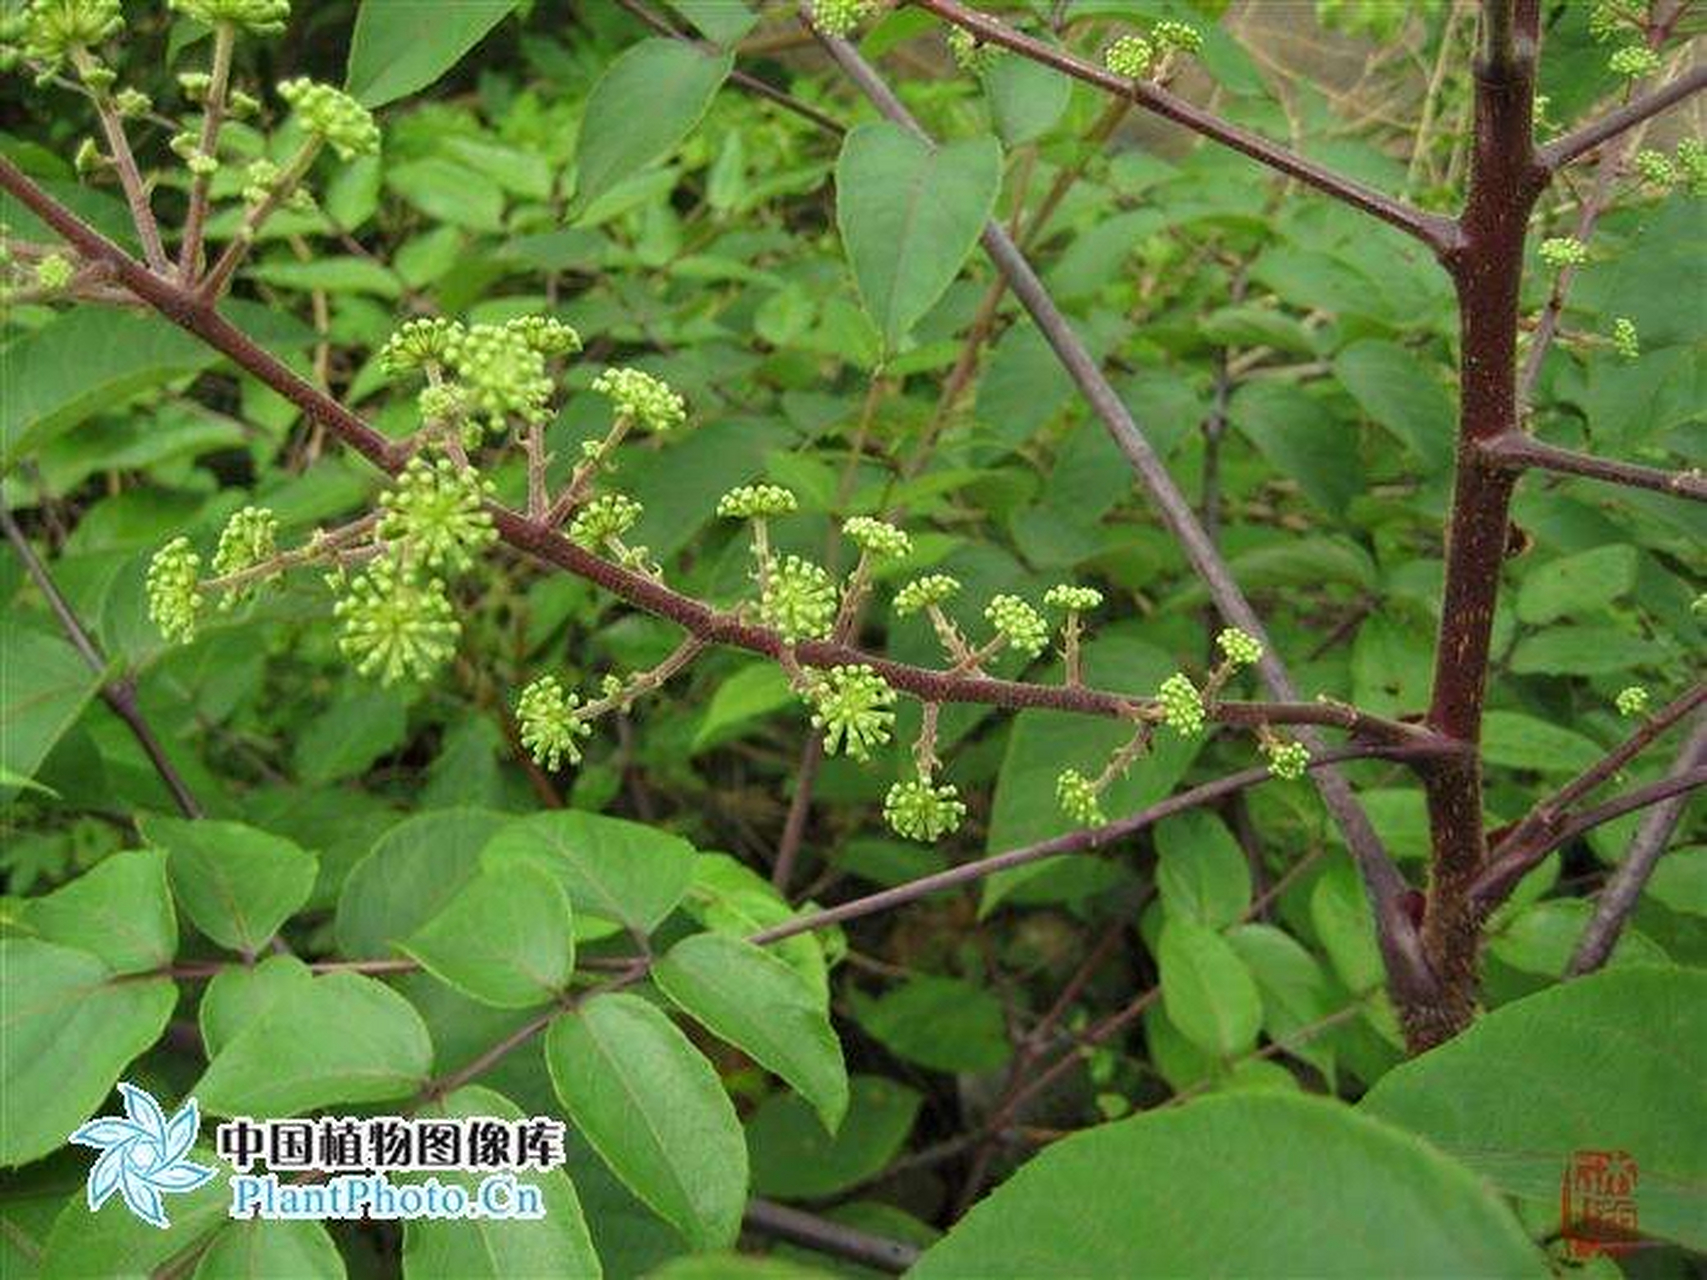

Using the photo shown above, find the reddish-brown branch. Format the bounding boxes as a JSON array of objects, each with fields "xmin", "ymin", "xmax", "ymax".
[
  {"xmin": 1568, "ymin": 714, "xmax": 1707, "ymax": 975},
  {"xmin": 905, "ymin": 0, "xmax": 1460, "ymax": 256},
  {"xmin": 817, "ymin": 28, "xmax": 1436, "ymax": 1017},
  {"xmin": 1539, "ymin": 63, "xmax": 1707, "ymax": 172},
  {"xmin": 1, "ymin": 506, "xmax": 202, "ymax": 819},
  {"xmin": 1472, "ymin": 765, "xmax": 1707, "ymax": 907},
  {"xmin": 1481, "ymin": 433, "xmax": 1707, "ymax": 502}
]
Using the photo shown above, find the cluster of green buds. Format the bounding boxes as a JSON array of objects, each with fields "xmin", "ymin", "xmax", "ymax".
[
  {"xmin": 1217, "ymin": 627, "xmax": 1264, "ymax": 670},
  {"xmin": 809, "ymin": 0, "xmax": 876, "ymax": 38},
  {"xmin": 844, "ymin": 515, "xmax": 911, "ymax": 561},
  {"xmin": 1055, "ymin": 768, "xmax": 1106, "ymax": 827},
  {"xmin": 1606, "ymin": 44, "xmax": 1661, "ymax": 80},
  {"xmin": 516, "ymin": 675, "xmax": 593, "ymax": 771},
  {"xmin": 1104, "ymin": 18, "xmax": 1200, "ymax": 78},
  {"xmin": 884, "ymin": 775, "xmax": 967, "ymax": 843},
  {"xmin": 1045, "ymin": 583, "xmax": 1103, "ymax": 684},
  {"xmin": 765, "ymin": 556, "xmax": 839, "ymax": 644},
  {"xmin": 146, "ymin": 536, "xmax": 204, "ymax": 645},
  {"xmin": 984, "ymin": 594, "xmax": 1049, "ymax": 660},
  {"xmin": 1588, "ymin": 0, "xmax": 1644, "ymax": 42},
  {"xmin": 278, "ymin": 78, "xmax": 379, "ymax": 159},
  {"xmin": 947, "ymin": 26, "xmax": 1000, "ymax": 75},
  {"xmin": 1157, "ymin": 672, "xmax": 1206, "ymax": 736},
  {"xmin": 1538, "ymin": 236, "xmax": 1589, "ymax": 269},
  {"xmin": 34, "ymin": 252, "xmax": 75, "ymax": 291},
  {"xmin": 1679, "ymin": 139, "xmax": 1707, "ymax": 196},
  {"xmin": 1104, "ymin": 34, "xmax": 1154, "ymax": 78},
  {"xmin": 13, "ymin": 0, "xmax": 123, "ymax": 78},
  {"xmin": 1632, "ymin": 148, "xmax": 1677, "ymax": 187},
  {"xmin": 1630, "ymin": 139, "xmax": 1707, "ymax": 197},
  {"xmin": 1611, "ymin": 316, "xmax": 1640, "ymax": 361},
  {"xmin": 170, "ymin": 0, "xmax": 290, "ymax": 35},
  {"xmin": 592, "ymin": 367, "xmax": 686, "ymax": 433},
  {"xmin": 1614, "ymin": 685, "xmax": 1649, "ymax": 717},
  {"xmin": 803, "ymin": 665, "xmax": 897, "ymax": 762},
  {"xmin": 376, "ymin": 457, "xmax": 496, "ymax": 572},
  {"xmin": 332, "ymin": 557, "xmax": 459, "ymax": 684},
  {"xmin": 1260, "ymin": 736, "xmax": 1311, "ymax": 781},
  {"xmin": 210, "ymin": 505, "xmax": 278, "ymax": 606}
]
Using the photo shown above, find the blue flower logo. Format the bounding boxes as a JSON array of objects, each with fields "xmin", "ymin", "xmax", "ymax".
[{"xmin": 69, "ymin": 1083, "xmax": 218, "ymax": 1228}]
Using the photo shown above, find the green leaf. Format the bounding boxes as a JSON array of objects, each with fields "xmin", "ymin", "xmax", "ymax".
[
  {"xmin": 387, "ymin": 159, "xmax": 506, "ymax": 232},
  {"xmin": 481, "ymin": 811, "xmax": 696, "ymax": 935},
  {"xmin": 835, "ymin": 122, "xmax": 1002, "ymax": 349},
  {"xmin": 654, "ymin": 932, "xmax": 847, "ymax": 1132},
  {"xmin": 1226, "ymin": 924, "xmax": 1338, "ymax": 1081},
  {"xmin": 665, "ymin": 0, "xmax": 757, "ymax": 45},
  {"xmin": 681, "ymin": 853, "xmax": 829, "ymax": 1000},
  {"xmin": 38, "ymin": 1143, "xmax": 231, "ymax": 1276},
  {"xmin": 691, "ymin": 662, "xmax": 794, "ymax": 753},
  {"xmin": 1489, "ymin": 899, "xmax": 1666, "ymax": 977},
  {"xmin": 25, "ymin": 849, "xmax": 176, "ymax": 973},
  {"xmin": 747, "ymin": 1076, "xmax": 921, "ymax": 1201},
  {"xmin": 402, "ymin": 862, "xmax": 576, "ymax": 1009},
  {"xmin": 1481, "ymin": 711, "xmax": 1602, "ymax": 774},
  {"xmin": 0, "ymin": 310, "xmax": 216, "ymax": 469},
  {"xmin": 143, "ymin": 814, "xmax": 317, "ymax": 956},
  {"xmin": 249, "ymin": 256, "xmax": 402, "ymax": 298},
  {"xmin": 546, "ymin": 992, "xmax": 747, "ymax": 1252},
  {"xmin": 850, "ymin": 975, "xmax": 1009, "ymax": 1075},
  {"xmin": 571, "ymin": 39, "xmax": 732, "ymax": 217},
  {"xmin": 1364, "ymin": 968, "xmax": 1707, "ymax": 1251},
  {"xmin": 1333, "ymin": 339, "xmax": 1455, "ymax": 473},
  {"xmin": 1155, "ymin": 811, "xmax": 1252, "ymax": 929},
  {"xmin": 194, "ymin": 1220, "xmax": 346, "ymax": 1280},
  {"xmin": 983, "ymin": 51, "xmax": 1070, "ymax": 146},
  {"xmin": 194, "ymin": 971, "xmax": 433, "ymax": 1116},
  {"xmin": 292, "ymin": 686, "xmax": 411, "ymax": 785},
  {"xmin": 405, "ymin": 1084, "xmax": 601, "ymax": 1279},
  {"xmin": 1514, "ymin": 544, "xmax": 1639, "ymax": 625},
  {"xmin": 336, "ymin": 809, "xmax": 510, "ymax": 957},
  {"xmin": 199, "ymin": 953, "xmax": 314, "ymax": 1059},
  {"xmin": 1156, "ymin": 917, "xmax": 1263, "ymax": 1058},
  {"xmin": 1229, "ymin": 381, "xmax": 1363, "ymax": 516},
  {"xmin": 0, "ymin": 940, "xmax": 175, "ymax": 1166},
  {"xmin": 909, "ymin": 1094, "xmax": 1545, "ymax": 1278},
  {"xmin": 346, "ymin": 0, "xmax": 520, "ymax": 107},
  {"xmin": 1310, "ymin": 862, "xmax": 1403, "ymax": 1046},
  {"xmin": 1508, "ymin": 623, "xmax": 1666, "ymax": 675},
  {"xmin": 0, "ymin": 620, "xmax": 102, "ymax": 799}
]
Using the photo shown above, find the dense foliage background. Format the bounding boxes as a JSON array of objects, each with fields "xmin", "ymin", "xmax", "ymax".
[{"xmin": 1, "ymin": 0, "xmax": 1702, "ymax": 1276}]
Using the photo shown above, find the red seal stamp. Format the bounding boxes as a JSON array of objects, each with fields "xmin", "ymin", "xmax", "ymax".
[{"xmin": 1560, "ymin": 1149, "xmax": 1639, "ymax": 1259}]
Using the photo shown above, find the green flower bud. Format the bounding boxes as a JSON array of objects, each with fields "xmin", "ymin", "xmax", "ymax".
[
  {"xmin": 591, "ymin": 366, "xmax": 686, "ymax": 433},
  {"xmin": 1632, "ymin": 148, "xmax": 1677, "ymax": 186},
  {"xmin": 1044, "ymin": 584, "xmax": 1103, "ymax": 613},
  {"xmin": 809, "ymin": 0, "xmax": 875, "ymax": 38},
  {"xmin": 1056, "ymin": 768, "xmax": 1106, "ymax": 827},
  {"xmin": 1607, "ymin": 44, "xmax": 1660, "ymax": 79},
  {"xmin": 380, "ymin": 317, "xmax": 463, "ymax": 376},
  {"xmin": 212, "ymin": 504, "xmax": 277, "ymax": 584},
  {"xmin": 1262, "ymin": 738, "xmax": 1311, "ymax": 781},
  {"xmin": 884, "ymin": 775, "xmax": 966, "ymax": 842},
  {"xmin": 717, "ymin": 483, "xmax": 797, "ymax": 520},
  {"xmin": 376, "ymin": 457, "xmax": 496, "ymax": 573},
  {"xmin": 1153, "ymin": 19, "xmax": 1203, "ymax": 53},
  {"xmin": 333, "ymin": 558, "xmax": 459, "ymax": 684},
  {"xmin": 1677, "ymin": 138, "xmax": 1707, "ymax": 196},
  {"xmin": 34, "ymin": 252, "xmax": 74, "ymax": 290},
  {"xmin": 112, "ymin": 86, "xmax": 149, "ymax": 117},
  {"xmin": 168, "ymin": 0, "xmax": 291, "ymax": 35},
  {"xmin": 804, "ymin": 664, "xmax": 896, "ymax": 762},
  {"xmin": 1216, "ymin": 627, "xmax": 1264, "ymax": 669},
  {"xmin": 1611, "ymin": 316, "xmax": 1639, "ymax": 361},
  {"xmin": 1614, "ymin": 685, "xmax": 1649, "ymax": 717},
  {"xmin": 517, "ymin": 675, "xmax": 593, "ymax": 770},
  {"xmin": 947, "ymin": 27, "xmax": 998, "ymax": 74},
  {"xmin": 445, "ymin": 322, "xmax": 554, "ymax": 434},
  {"xmin": 985, "ymin": 594, "xmax": 1048, "ymax": 659},
  {"xmin": 228, "ymin": 88, "xmax": 260, "ymax": 117},
  {"xmin": 240, "ymin": 157, "xmax": 279, "ymax": 205},
  {"xmin": 146, "ymin": 536, "xmax": 204, "ymax": 645},
  {"xmin": 278, "ymin": 77, "xmax": 379, "ymax": 159},
  {"xmin": 20, "ymin": 0, "xmax": 122, "ymax": 73},
  {"xmin": 1105, "ymin": 34, "xmax": 1153, "ymax": 78},
  {"xmin": 73, "ymin": 137, "xmax": 101, "ymax": 174},
  {"xmin": 1538, "ymin": 236, "xmax": 1589, "ymax": 269},
  {"xmin": 763, "ymin": 555, "xmax": 838, "ymax": 643},
  {"xmin": 844, "ymin": 515, "xmax": 911, "ymax": 560},
  {"xmin": 177, "ymin": 71, "xmax": 211, "ymax": 101},
  {"xmin": 1157, "ymin": 672, "xmax": 1205, "ymax": 736},
  {"xmin": 567, "ymin": 493, "xmax": 643, "ymax": 553},
  {"xmin": 893, "ymin": 573, "xmax": 960, "ymax": 617},
  {"xmin": 507, "ymin": 315, "xmax": 582, "ymax": 356}
]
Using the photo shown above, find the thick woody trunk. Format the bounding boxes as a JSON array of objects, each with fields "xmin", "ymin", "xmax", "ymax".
[{"xmin": 1411, "ymin": 0, "xmax": 1546, "ymax": 1052}]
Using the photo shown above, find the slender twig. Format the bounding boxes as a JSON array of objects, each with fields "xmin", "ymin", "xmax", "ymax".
[
  {"xmin": 176, "ymin": 22, "xmax": 235, "ymax": 282},
  {"xmin": 814, "ymin": 32, "xmax": 1435, "ymax": 1012},
  {"xmin": 1567, "ymin": 714, "xmax": 1707, "ymax": 975},
  {"xmin": 1481, "ymin": 433, "xmax": 1707, "ymax": 502},
  {"xmin": 1539, "ymin": 63, "xmax": 1707, "ymax": 172},
  {"xmin": 743, "ymin": 1200, "xmax": 919, "ymax": 1274},
  {"xmin": 70, "ymin": 51, "xmax": 170, "ymax": 273},
  {"xmin": 902, "ymin": 0, "xmax": 1459, "ymax": 255},
  {"xmin": 1, "ymin": 506, "xmax": 201, "ymax": 818},
  {"xmin": 1473, "ymin": 766, "xmax": 1707, "ymax": 907}
]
